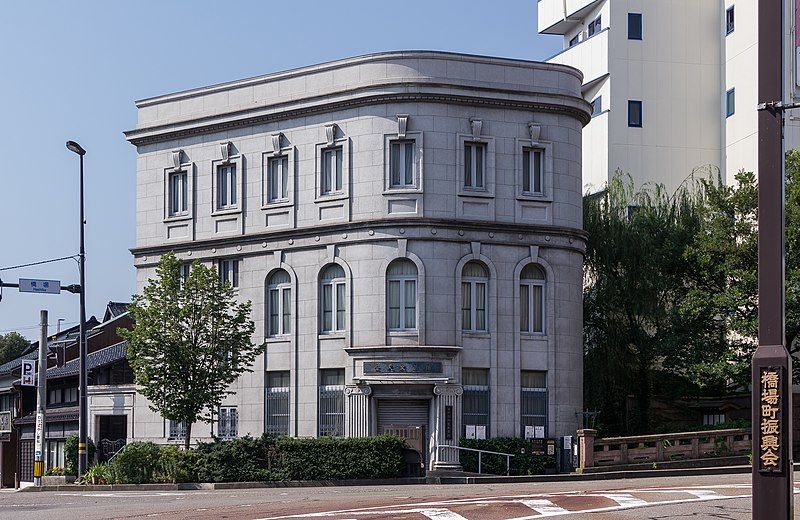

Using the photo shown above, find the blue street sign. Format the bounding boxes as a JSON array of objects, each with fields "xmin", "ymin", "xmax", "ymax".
[{"xmin": 19, "ymin": 278, "xmax": 60, "ymax": 295}]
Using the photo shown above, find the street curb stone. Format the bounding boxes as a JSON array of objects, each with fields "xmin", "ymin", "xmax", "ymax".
[{"xmin": 18, "ymin": 465, "xmax": 771, "ymax": 492}]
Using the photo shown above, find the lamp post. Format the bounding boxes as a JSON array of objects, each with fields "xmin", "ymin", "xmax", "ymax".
[{"xmin": 66, "ymin": 140, "xmax": 88, "ymax": 478}]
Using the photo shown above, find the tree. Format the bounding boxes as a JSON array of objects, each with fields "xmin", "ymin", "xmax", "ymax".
[
  {"xmin": 688, "ymin": 151, "xmax": 800, "ymax": 384},
  {"xmin": 583, "ymin": 174, "xmax": 732, "ymax": 435},
  {"xmin": 0, "ymin": 332, "xmax": 30, "ymax": 366},
  {"xmin": 120, "ymin": 252, "xmax": 262, "ymax": 449}
]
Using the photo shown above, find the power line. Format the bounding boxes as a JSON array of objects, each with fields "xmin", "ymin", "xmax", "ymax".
[
  {"xmin": 0, "ymin": 255, "xmax": 79, "ymax": 272},
  {"xmin": 0, "ymin": 321, "xmax": 78, "ymax": 334}
]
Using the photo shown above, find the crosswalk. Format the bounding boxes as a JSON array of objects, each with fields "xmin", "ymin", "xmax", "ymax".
[{"xmin": 256, "ymin": 484, "xmax": 773, "ymax": 520}]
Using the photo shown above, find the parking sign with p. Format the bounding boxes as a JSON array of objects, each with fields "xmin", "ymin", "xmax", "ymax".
[{"xmin": 21, "ymin": 359, "xmax": 35, "ymax": 386}]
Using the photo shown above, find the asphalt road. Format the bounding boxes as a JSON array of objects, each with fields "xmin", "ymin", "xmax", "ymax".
[{"xmin": 0, "ymin": 472, "xmax": 796, "ymax": 520}]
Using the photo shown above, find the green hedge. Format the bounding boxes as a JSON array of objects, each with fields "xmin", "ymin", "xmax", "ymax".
[
  {"xmin": 65, "ymin": 434, "xmax": 96, "ymax": 475},
  {"xmin": 106, "ymin": 435, "xmax": 405, "ymax": 484},
  {"xmin": 459, "ymin": 438, "xmax": 555, "ymax": 476},
  {"xmin": 277, "ymin": 436, "xmax": 405, "ymax": 481}
]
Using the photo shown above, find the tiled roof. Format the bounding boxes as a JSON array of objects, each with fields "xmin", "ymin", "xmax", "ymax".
[
  {"xmin": 104, "ymin": 301, "xmax": 130, "ymax": 322},
  {"xmin": 0, "ymin": 350, "xmax": 37, "ymax": 376},
  {"xmin": 14, "ymin": 405, "xmax": 79, "ymax": 425},
  {"xmin": 47, "ymin": 341, "xmax": 128, "ymax": 380}
]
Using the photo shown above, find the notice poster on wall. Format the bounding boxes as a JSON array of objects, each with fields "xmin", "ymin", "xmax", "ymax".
[
  {"xmin": 475, "ymin": 425, "xmax": 486, "ymax": 440},
  {"xmin": 535, "ymin": 426, "xmax": 545, "ymax": 439},
  {"xmin": 466, "ymin": 425, "xmax": 476, "ymax": 439},
  {"xmin": 524, "ymin": 425, "xmax": 535, "ymax": 439}
]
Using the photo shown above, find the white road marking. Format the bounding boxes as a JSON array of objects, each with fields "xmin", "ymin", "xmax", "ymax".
[
  {"xmin": 684, "ymin": 489, "xmax": 722, "ymax": 499},
  {"xmin": 418, "ymin": 509, "xmax": 469, "ymax": 520},
  {"xmin": 521, "ymin": 499, "xmax": 570, "ymax": 516},
  {"xmin": 595, "ymin": 493, "xmax": 649, "ymax": 507}
]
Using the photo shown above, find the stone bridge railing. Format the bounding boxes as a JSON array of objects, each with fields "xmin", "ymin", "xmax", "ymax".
[{"xmin": 577, "ymin": 428, "xmax": 751, "ymax": 469}]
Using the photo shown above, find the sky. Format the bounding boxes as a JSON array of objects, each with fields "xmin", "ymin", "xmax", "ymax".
[{"xmin": 0, "ymin": 0, "xmax": 561, "ymax": 340}]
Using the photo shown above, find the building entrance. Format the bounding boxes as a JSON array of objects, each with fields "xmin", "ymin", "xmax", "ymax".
[{"xmin": 377, "ymin": 399, "xmax": 429, "ymax": 475}]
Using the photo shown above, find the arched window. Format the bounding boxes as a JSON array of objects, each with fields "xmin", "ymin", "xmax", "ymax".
[
  {"xmin": 462, "ymin": 261, "xmax": 488, "ymax": 332},
  {"xmin": 520, "ymin": 264, "xmax": 545, "ymax": 333},
  {"xmin": 320, "ymin": 264, "xmax": 346, "ymax": 333},
  {"xmin": 387, "ymin": 259, "xmax": 418, "ymax": 331},
  {"xmin": 267, "ymin": 269, "xmax": 291, "ymax": 337}
]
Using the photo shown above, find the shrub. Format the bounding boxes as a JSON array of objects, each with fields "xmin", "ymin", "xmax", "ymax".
[
  {"xmin": 194, "ymin": 435, "xmax": 278, "ymax": 482},
  {"xmin": 156, "ymin": 445, "xmax": 200, "ymax": 483},
  {"xmin": 65, "ymin": 434, "xmax": 96, "ymax": 474},
  {"xmin": 83, "ymin": 462, "xmax": 115, "ymax": 485},
  {"xmin": 109, "ymin": 442, "xmax": 162, "ymax": 484},
  {"xmin": 276, "ymin": 435, "xmax": 405, "ymax": 481},
  {"xmin": 459, "ymin": 438, "xmax": 555, "ymax": 476}
]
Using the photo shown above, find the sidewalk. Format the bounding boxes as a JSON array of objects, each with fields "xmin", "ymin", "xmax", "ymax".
[{"xmin": 15, "ymin": 464, "xmax": 760, "ymax": 492}]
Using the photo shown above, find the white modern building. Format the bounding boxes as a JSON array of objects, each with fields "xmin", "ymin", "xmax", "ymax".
[
  {"xmin": 539, "ymin": 0, "xmax": 800, "ymax": 193},
  {"xmin": 124, "ymin": 51, "xmax": 591, "ymax": 471}
]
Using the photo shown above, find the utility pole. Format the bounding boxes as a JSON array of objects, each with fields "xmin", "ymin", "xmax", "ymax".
[
  {"xmin": 752, "ymin": 0, "xmax": 794, "ymax": 517},
  {"xmin": 33, "ymin": 310, "xmax": 47, "ymax": 487}
]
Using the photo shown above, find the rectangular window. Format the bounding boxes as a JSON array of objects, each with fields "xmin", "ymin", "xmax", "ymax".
[
  {"xmin": 463, "ymin": 142, "xmax": 487, "ymax": 189},
  {"xmin": 322, "ymin": 280, "xmax": 346, "ymax": 333},
  {"xmin": 268, "ymin": 286, "xmax": 292, "ymax": 336},
  {"xmin": 628, "ymin": 100, "xmax": 643, "ymax": 128},
  {"xmin": 169, "ymin": 419, "xmax": 187, "ymax": 440},
  {"xmin": 591, "ymin": 97, "xmax": 602, "ymax": 116},
  {"xmin": 569, "ymin": 34, "xmax": 579, "ymax": 47},
  {"xmin": 218, "ymin": 259, "xmax": 239, "ymax": 289},
  {"xmin": 218, "ymin": 407, "xmax": 238, "ymax": 439},
  {"xmin": 588, "ymin": 16, "xmax": 601, "ymax": 37},
  {"xmin": 521, "ymin": 371, "xmax": 548, "ymax": 437},
  {"xmin": 47, "ymin": 389, "xmax": 62, "ymax": 405},
  {"xmin": 390, "ymin": 140, "xmax": 415, "ymax": 188},
  {"xmin": 726, "ymin": 6, "xmax": 734, "ymax": 35},
  {"xmin": 726, "ymin": 88, "xmax": 736, "ymax": 117},
  {"xmin": 520, "ymin": 282, "xmax": 545, "ymax": 333},
  {"xmin": 318, "ymin": 369, "xmax": 345, "ymax": 437},
  {"xmin": 216, "ymin": 164, "xmax": 237, "ymax": 210},
  {"xmin": 703, "ymin": 413, "xmax": 726, "ymax": 426},
  {"xmin": 628, "ymin": 13, "xmax": 642, "ymax": 40},
  {"xmin": 46, "ymin": 439, "xmax": 66, "ymax": 471},
  {"xmin": 461, "ymin": 281, "xmax": 487, "ymax": 332},
  {"xmin": 266, "ymin": 371, "xmax": 290, "ymax": 435},
  {"xmin": 268, "ymin": 155, "xmax": 289, "ymax": 202},
  {"xmin": 388, "ymin": 279, "xmax": 417, "ymax": 331},
  {"xmin": 64, "ymin": 387, "xmax": 77, "ymax": 404},
  {"xmin": 322, "ymin": 147, "xmax": 343, "ymax": 195},
  {"xmin": 168, "ymin": 171, "xmax": 188, "ymax": 216},
  {"xmin": 462, "ymin": 368, "xmax": 490, "ymax": 438},
  {"xmin": 0, "ymin": 393, "xmax": 12, "ymax": 413},
  {"xmin": 522, "ymin": 148, "xmax": 543, "ymax": 194},
  {"xmin": 180, "ymin": 263, "xmax": 191, "ymax": 285}
]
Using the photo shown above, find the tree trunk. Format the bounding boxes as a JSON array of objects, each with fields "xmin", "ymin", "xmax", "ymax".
[{"xmin": 184, "ymin": 422, "xmax": 192, "ymax": 451}]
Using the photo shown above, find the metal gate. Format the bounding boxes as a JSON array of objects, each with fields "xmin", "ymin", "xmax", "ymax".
[{"xmin": 377, "ymin": 399, "xmax": 429, "ymax": 429}]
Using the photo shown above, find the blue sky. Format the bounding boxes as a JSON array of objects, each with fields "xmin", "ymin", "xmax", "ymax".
[{"xmin": 0, "ymin": 0, "xmax": 561, "ymax": 340}]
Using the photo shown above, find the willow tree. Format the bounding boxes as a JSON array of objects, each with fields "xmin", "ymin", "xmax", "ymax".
[
  {"xmin": 583, "ymin": 173, "xmax": 731, "ymax": 435},
  {"xmin": 120, "ymin": 252, "xmax": 262, "ymax": 449}
]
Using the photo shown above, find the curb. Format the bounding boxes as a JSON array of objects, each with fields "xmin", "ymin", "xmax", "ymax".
[
  {"xmin": 18, "ymin": 477, "xmax": 428, "ymax": 492},
  {"xmin": 17, "ymin": 464, "xmax": 771, "ymax": 492}
]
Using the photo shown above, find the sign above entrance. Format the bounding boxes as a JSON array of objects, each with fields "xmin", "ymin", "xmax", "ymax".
[{"xmin": 364, "ymin": 361, "xmax": 443, "ymax": 374}]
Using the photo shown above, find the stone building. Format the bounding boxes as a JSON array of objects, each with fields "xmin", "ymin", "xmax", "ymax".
[{"xmin": 124, "ymin": 51, "xmax": 590, "ymax": 470}]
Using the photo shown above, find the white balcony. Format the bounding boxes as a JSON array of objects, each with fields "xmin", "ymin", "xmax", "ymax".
[
  {"xmin": 538, "ymin": 0, "xmax": 605, "ymax": 35},
  {"xmin": 547, "ymin": 28, "xmax": 609, "ymax": 86}
]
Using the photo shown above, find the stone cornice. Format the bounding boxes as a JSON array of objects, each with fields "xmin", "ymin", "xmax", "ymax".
[
  {"xmin": 130, "ymin": 217, "xmax": 588, "ymax": 261},
  {"xmin": 125, "ymin": 89, "xmax": 592, "ymax": 147},
  {"xmin": 133, "ymin": 50, "xmax": 585, "ymax": 107}
]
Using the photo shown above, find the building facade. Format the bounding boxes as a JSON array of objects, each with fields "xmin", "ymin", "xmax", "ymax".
[
  {"xmin": 539, "ymin": 0, "xmax": 800, "ymax": 193},
  {"xmin": 125, "ymin": 51, "xmax": 590, "ymax": 470}
]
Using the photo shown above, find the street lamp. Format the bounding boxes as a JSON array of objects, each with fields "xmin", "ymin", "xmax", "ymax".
[{"xmin": 66, "ymin": 140, "xmax": 88, "ymax": 478}]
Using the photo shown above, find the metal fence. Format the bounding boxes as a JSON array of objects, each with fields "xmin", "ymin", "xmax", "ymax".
[
  {"xmin": 318, "ymin": 385, "xmax": 345, "ymax": 437},
  {"xmin": 265, "ymin": 387, "xmax": 289, "ymax": 435}
]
